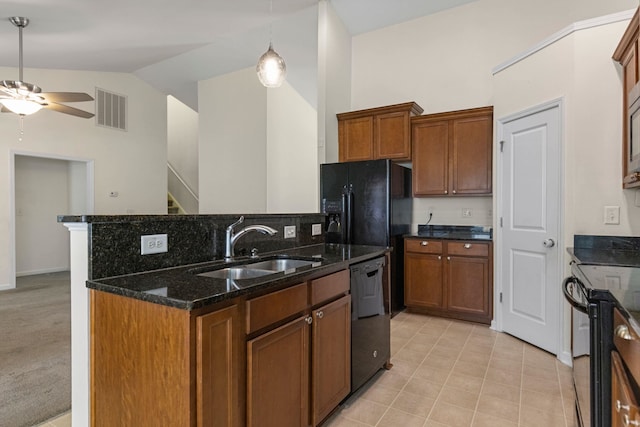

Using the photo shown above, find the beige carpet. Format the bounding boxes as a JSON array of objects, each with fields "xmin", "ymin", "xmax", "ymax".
[{"xmin": 0, "ymin": 272, "xmax": 71, "ymax": 427}]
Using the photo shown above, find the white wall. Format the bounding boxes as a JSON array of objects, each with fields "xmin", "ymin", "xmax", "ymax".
[
  {"xmin": 15, "ymin": 156, "xmax": 71, "ymax": 275},
  {"xmin": 167, "ymin": 96, "xmax": 199, "ymax": 196},
  {"xmin": 198, "ymin": 67, "xmax": 318, "ymax": 214},
  {"xmin": 0, "ymin": 67, "xmax": 168, "ymax": 288},
  {"xmin": 266, "ymin": 84, "xmax": 318, "ymax": 213},
  {"xmin": 344, "ymin": 0, "xmax": 636, "ymax": 229},
  {"xmin": 198, "ymin": 68, "xmax": 267, "ymax": 213}
]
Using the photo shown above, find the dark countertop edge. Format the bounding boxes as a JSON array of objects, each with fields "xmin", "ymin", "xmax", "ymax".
[
  {"xmin": 87, "ymin": 244, "xmax": 389, "ymax": 311},
  {"xmin": 58, "ymin": 213, "xmax": 325, "ymax": 223},
  {"xmin": 405, "ymin": 233, "xmax": 493, "ymax": 242}
]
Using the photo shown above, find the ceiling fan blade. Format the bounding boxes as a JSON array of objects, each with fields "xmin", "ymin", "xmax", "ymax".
[
  {"xmin": 40, "ymin": 92, "xmax": 94, "ymax": 103},
  {"xmin": 43, "ymin": 102, "xmax": 94, "ymax": 119}
]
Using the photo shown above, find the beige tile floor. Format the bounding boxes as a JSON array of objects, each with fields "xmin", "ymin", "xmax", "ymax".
[
  {"xmin": 36, "ymin": 411, "xmax": 71, "ymax": 427},
  {"xmin": 325, "ymin": 312, "xmax": 576, "ymax": 427},
  {"xmin": 39, "ymin": 312, "xmax": 575, "ymax": 427}
]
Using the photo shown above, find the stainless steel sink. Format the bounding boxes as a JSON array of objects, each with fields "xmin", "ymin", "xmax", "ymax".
[
  {"xmin": 245, "ymin": 258, "xmax": 318, "ymax": 272},
  {"xmin": 197, "ymin": 267, "xmax": 275, "ymax": 280}
]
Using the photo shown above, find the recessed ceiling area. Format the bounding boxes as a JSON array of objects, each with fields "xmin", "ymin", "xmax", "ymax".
[{"xmin": 0, "ymin": 0, "xmax": 477, "ymax": 110}]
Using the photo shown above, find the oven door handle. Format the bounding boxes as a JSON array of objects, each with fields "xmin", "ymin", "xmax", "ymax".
[{"xmin": 563, "ymin": 276, "xmax": 589, "ymax": 314}]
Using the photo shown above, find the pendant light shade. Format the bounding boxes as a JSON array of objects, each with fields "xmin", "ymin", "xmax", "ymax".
[{"xmin": 256, "ymin": 42, "xmax": 286, "ymax": 88}]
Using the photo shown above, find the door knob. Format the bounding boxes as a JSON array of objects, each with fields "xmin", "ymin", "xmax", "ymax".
[{"xmin": 543, "ymin": 239, "xmax": 555, "ymax": 248}]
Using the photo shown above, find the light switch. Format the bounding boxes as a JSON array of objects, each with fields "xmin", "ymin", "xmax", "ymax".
[{"xmin": 604, "ymin": 206, "xmax": 620, "ymax": 225}]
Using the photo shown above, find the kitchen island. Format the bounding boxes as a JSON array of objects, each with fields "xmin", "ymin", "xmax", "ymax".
[{"xmin": 59, "ymin": 214, "xmax": 390, "ymax": 427}]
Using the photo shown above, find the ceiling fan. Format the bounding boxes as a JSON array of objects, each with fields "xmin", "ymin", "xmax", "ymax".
[{"xmin": 0, "ymin": 17, "xmax": 94, "ymax": 118}]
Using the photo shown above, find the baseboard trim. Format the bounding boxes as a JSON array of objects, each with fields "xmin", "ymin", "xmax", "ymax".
[
  {"xmin": 557, "ymin": 350, "xmax": 573, "ymax": 367},
  {"xmin": 0, "ymin": 283, "xmax": 16, "ymax": 291},
  {"xmin": 16, "ymin": 267, "xmax": 70, "ymax": 277}
]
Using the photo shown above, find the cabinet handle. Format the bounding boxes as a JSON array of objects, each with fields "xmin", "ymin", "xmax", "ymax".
[
  {"xmin": 316, "ymin": 311, "xmax": 324, "ymax": 319},
  {"xmin": 420, "ymin": 241, "xmax": 428, "ymax": 246},
  {"xmin": 624, "ymin": 414, "xmax": 640, "ymax": 426},
  {"xmin": 438, "ymin": 256, "xmax": 442, "ymax": 260},
  {"xmin": 616, "ymin": 325, "xmax": 634, "ymax": 341},
  {"xmin": 373, "ymin": 350, "xmax": 378, "ymax": 358},
  {"xmin": 464, "ymin": 243, "xmax": 472, "ymax": 249},
  {"xmin": 447, "ymin": 256, "xmax": 451, "ymax": 261},
  {"xmin": 305, "ymin": 316, "xmax": 313, "ymax": 325},
  {"xmin": 444, "ymin": 190, "xmax": 448, "ymax": 194},
  {"xmin": 452, "ymin": 190, "xmax": 457, "ymax": 194},
  {"xmin": 617, "ymin": 400, "xmax": 631, "ymax": 413}
]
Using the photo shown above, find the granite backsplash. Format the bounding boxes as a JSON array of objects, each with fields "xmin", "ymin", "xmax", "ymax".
[{"xmin": 58, "ymin": 214, "xmax": 326, "ymax": 279}]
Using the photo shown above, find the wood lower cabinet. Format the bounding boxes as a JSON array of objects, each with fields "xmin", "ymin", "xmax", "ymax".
[
  {"xmin": 337, "ymin": 102, "xmax": 423, "ymax": 162},
  {"xmin": 91, "ymin": 268, "xmax": 352, "ymax": 427},
  {"xmin": 404, "ymin": 238, "xmax": 493, "ymax": 324},
  {"xmin": 245, "ymin": 270, "xmax": 351, "ymax": 427},
  {"xmin": 412, "ymin": 106, "xmax": 493, "ymax": 196},
  {"xmin": 247, "ymin": 315, "xmax": 310, "ymax": 427}
]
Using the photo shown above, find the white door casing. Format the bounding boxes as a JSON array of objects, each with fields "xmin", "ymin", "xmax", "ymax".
[{"xmin": 497, "ymin": 100, "xmax": 563, "ymax": 356}]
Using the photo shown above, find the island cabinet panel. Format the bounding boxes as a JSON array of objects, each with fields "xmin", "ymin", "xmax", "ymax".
[
  {"xmin": 311, "ymin": 295, "xmax": 351, "ymax": 425},
  {"xmin": 247, "ymin": 315, "xmax": 311, "ymax": 427},
  {"xmin": 197, "ymin": 304, "xmax": 245, "ymax": 427},
  {"xmin": 338, "ymin": 102, "xmax": 423, "ymax": 162},
  {"xmin": 412, "ymin": 106, "xmax": 493, "ymax": 197},
  {"xmin": 90, "ymin": 290, "xmax": 192, "ymax": 427},
  {"xmin": 404, "ymin": 238, "xmax": 493, "ymax": 324}
]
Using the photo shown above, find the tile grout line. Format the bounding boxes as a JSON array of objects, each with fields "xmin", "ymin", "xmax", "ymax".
[
  {"xmin": 518, "ymin": 343, "xmax": 526, "ymax": 426},
  {"xmin": 468, "ymin": 323, "xmax": 498, "ymax": 426}
]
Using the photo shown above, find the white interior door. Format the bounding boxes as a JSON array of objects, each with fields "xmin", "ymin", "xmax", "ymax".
[{"xmin": 498, "ymin": 101, "xmax": 562, "ymax": 355}]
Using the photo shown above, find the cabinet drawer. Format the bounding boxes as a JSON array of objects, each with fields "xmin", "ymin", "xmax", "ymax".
[
  {"xmin": 447, "ymin": 242, "xmax": 489, "ymax": 257},
  {"xmin": 405, "ymin": 239, "xmax": 443, "ymax": 254},
  {"xmin": 246, "ymin": 283, "xmax": 307, "ymax": 334},
  {"xmin": 310, "ymin": 269, "xmax": 350, "ymax": 306},
  {"xmin": 614, "ymin": 308, "xmax": 640, "ymax": 383}
]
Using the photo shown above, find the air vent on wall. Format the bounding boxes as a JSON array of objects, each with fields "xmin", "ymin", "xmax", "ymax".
[{"xmin": 95, "ymin": 88, "xmax": 127, "ymax": 131}]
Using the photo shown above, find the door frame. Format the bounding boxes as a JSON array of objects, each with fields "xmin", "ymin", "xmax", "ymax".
[
  {"xmin": 495, "ymin": 98, "xmax": 569, "ymax": 364},
  {"xmin": 7, "ymin": 149, "xmax": 95, "ymax": 290}
]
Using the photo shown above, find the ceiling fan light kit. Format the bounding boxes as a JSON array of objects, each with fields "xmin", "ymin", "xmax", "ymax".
[{"xmin": 0, "ymin": 16, "xmax": 95, "ymax": 118}]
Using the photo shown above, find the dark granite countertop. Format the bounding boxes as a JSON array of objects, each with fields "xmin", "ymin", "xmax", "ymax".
[
  {"xmin": 407, "ymin": 225, "xmax": 493, "ymax": 241},
  {"xmin": 87, "ymin": 243, "xmax": 388, "ymax": 310}
]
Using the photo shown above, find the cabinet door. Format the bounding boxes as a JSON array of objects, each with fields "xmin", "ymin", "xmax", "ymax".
[
  {"xmin": 612, "ymin": 351, "xmax": 640, "ymax": 426},
  {"xmin": 197, "ymin": 304, "xmax": 243, "ymax": 427},
  {"xmin": 412, "ymin": 121, "xmax": 449, "ymax": 196},
  {"xmin": 451, "ymin": 115, "xmax": 492, "ymax": 195},
  {"xmin": 404, "ymin": 252, "xmax": 444, "ymax": 308},
  {"xmin": 247, "ymin": 315, "xmax": 310, "ymax": 427},
  {"xmin": 446, "ymin": 256, "xmax": 490, "ymax": 319},
  {"xmin": 311, "ymin": 295, "xmax": 351, "ymax": 426},
  {"xmin": 339, "ymin": 116, "xmax": 374, "ymax": 162},
  {"xmin": 375, "ymin": 111, "xmax": 411, "ymax": 161}
]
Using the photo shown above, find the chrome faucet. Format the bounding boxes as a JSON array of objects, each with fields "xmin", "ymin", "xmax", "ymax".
[{"xmin": 224, "ymin": 216, "xmax": 278, "ymax": 261}]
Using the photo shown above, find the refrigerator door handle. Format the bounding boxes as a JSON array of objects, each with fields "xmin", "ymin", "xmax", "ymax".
[
  {"xmin": 341, "ymin": 186, "xmax": 349, "ymax": 244},
  {"xmin": 346, "ymin": 185, "xmax": 354, "ymax": 245}
]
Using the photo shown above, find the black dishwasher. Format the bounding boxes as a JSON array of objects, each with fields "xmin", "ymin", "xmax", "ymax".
[{"xmin": 350, "ymin": 256, "xmax": 390, "ymax": 392}]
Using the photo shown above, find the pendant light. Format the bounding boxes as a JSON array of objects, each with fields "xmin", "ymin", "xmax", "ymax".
[{"xmin": 256, "ymin": 0, "xmax": 286, "ymax": 87}]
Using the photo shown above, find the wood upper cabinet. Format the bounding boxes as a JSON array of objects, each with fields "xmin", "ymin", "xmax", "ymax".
[
  {"xmin": 412, "ymin": 106, "xmax": 493, "ymax": 196},
  {"xmin": 613, "ymin": 7, "xmax": 640, "ymax": 188},
  {"xmin": 404, "ymin": 238, "xmax": 493, "ymax": 324},
  {"xmin": 338, "ymin": 102, "xmax": 423, "ymax": 162}
]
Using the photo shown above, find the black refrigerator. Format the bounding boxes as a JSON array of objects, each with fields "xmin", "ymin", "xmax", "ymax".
[{"xmin": 320, "ymin": 159, "xmax": 412, "ymax": 316}]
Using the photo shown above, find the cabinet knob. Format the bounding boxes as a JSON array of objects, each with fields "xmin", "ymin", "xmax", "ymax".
[
  {"xmin": 305, "ymin": 316, "xmax": 313, "ymax": 325},
  {"xmin": 617, "ymin": 399, "xmax": 631, "ymax": 413},
  {"xmin": 464, "ymin": 243, "xmax": 472, "ymax": 249},
  {"xmin": 420, "ymin": 241, "xmax": 428, "ymax": 246},
  {"xmin": 623, "ymin": 413, "xmax": 640, "ymax": 426},
  {"xmin": 438, "ymin": 256, "xmax": 442, "ymax": 260},
  {"xmin": 447, "ymin": 256, "xmax": 451, "ymax": 261},
  {"xmin": 373, "ymin": 350, "xmax": 378, "ymax": 358},
  {"xmin": 616, "ymin": 325, "xmax": 634, "ymax": 341},
  {"xmin": 444, "ymin": 190, "xmax": 448, "ymax": 194},
  {"xmin": 452, "ymin": 190, "xmax": 457, "ymax": 194},
  {"xmin": 316, "ymin": 311, "xmax": 324, "ymax": 319}
]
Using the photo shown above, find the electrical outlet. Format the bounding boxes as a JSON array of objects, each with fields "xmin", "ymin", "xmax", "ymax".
[
  {"xmin": 141, "ymin": 234, "xmax": 168, "ymax": 255},
  {"xmin": 284, "ymin": 225, "xmax": 296, "ymax": 239},
  {"xmin": 462, "ymin": 208, "xmax": 472, "ymax": 218},
  {"xmin": 604, "ymin": 206, "xmax": 620, "ymax": 225},
  {"xmin": 312, "ymin": 223, "xmax": 322, "ymax": 236}
]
